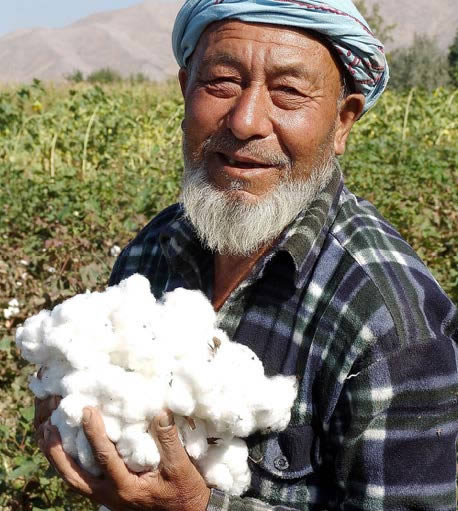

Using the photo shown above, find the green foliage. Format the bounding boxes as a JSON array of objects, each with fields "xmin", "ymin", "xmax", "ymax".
[
  {"xmin": 448, "ymin": 29, "xmax": 458, "ymax": 87},
  {"xmin": 388, "ymin": 34, "xmax": 450, "ymax": 91},
  {"xmin": 0, "ymin": 82, "xmax": 456, "ymax": 509},
  {"xmin": 65, "ymin": 69, "xmax": 85, "ymax": 84},
  {"xmin": 353, "ymin": 0, "xmax": 396, "ymax": 43},
  {"xmin": 342, "ymin": 87, "xmax": 458, "ymax": 302},
  {"xmin": 87, "ymin": 67, "xmax": 123, "ymax": 84},
  {"xmin": 129, "ymin": 72, "xmax": 150, "ymax": 84}
]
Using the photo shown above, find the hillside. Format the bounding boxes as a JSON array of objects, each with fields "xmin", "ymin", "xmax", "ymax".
[
  {"xmin": 0, "ymin": 0, "xmax": 456, "ymax": 83},
  {"xmin": 0, "ymin": 0, "xmax": 181, "ymax": 83}
]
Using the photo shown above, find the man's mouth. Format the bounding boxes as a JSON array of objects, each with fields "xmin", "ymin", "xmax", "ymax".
[{"xmin": 216, "ymin": 152, "xmax": 272, "ymax": 170}]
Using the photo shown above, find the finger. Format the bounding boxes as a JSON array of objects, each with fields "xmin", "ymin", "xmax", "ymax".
[
  {"xmin": 151, "ymin": 411, "xmax": 190, "ymax": 474},
  {"xmin": 82, "ymin": 407, "xmax": 130, "ymax": 482},
  {"xmin": 34, "ymin": 395, "xmax": 61, "ymax": 430},
  {"xmin": 40, "ymin": 422, "xmax": 104, "ymax": 498}
]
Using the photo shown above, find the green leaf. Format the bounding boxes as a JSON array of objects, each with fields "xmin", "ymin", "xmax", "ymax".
[
  {"xmin": 0, "ymin": 336, "xmax": 12, "ymax": 351},
  {"xmin": 7, "ymin": 460, "xmax": 39, "ymax": 480},
  {"xmin": 20, "ymin": 406, "xmax": 35, "ymax": 422}
]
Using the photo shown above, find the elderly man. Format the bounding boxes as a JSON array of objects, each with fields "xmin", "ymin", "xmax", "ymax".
[{"xmin": 35, "ymin": 0, "xmax": 458, "ymax": 510}]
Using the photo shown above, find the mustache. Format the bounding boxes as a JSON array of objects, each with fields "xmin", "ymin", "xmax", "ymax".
[{"xmin": 200, "ymin": 131, "xmax": 292, "ymax": 170}]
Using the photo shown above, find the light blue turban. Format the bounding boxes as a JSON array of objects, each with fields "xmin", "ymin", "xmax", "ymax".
[{"xmin": 172, "ymin": 0, "xmax": 389, "ymax": 114}]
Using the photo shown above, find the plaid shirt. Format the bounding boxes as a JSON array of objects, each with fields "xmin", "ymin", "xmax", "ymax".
[{"xmin": 109, "ymin": 165, "xmax": 458, "ymax": 511}]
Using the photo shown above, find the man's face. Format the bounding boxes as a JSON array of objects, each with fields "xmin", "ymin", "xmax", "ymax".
[{"xmin": 179, "ymin": 21, "xmax": 362, "ymax": 255}]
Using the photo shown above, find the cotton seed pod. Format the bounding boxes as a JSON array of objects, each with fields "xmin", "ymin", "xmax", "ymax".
[{"xmin": 16, "ymin": 274, "xmax": 298, "ymax": 495}]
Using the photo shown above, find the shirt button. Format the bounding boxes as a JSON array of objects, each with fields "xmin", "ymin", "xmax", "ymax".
[{"xmin": 274, "ymin": 455, "xmax": 289, "ymax": 471}]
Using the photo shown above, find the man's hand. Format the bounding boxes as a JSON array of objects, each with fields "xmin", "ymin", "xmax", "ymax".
[
  {"xmin": 36, "ymin": 407, "xmax": 211, "ymax": 511},
  {"xmin": 33, "ymin": 367, "xmax": 61, "ymax": 438},
  {"xmin": 34, "ymin": 394, "xmax": 61, "ymax": 431}
]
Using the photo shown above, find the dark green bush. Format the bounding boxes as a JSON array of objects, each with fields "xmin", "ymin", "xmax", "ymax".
[
  {"xmin": 388, "ymin": 34, "xmax": 450, "ymax": 91},
  {"xmin": 87, "ymin": 67, "xmax": 123, "ymax": 84}
]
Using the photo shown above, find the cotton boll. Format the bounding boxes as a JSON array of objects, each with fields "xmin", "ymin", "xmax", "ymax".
[
  {"xmin": 96, "ymin": 365, "xmax": 131, "ymax": 397},
  {"xmin": 15, "ymin": 310, "xmax": 53, "ymax": 365},
  {"xmin": 59, "ymin": 393, "xmax": 98, "ymax": 427},
  {"xmin": 44, "ymin": 325, "xmax": 84, "ymax": 366},
  {"xmin": 37, "ymin": 363, "xmax": 72, "ymax": 397},
  {"xmin": 254, "ymin": 375, "xmax": 298, "ymax": 432},
  {"xmin": 117, "ymin": 373, "xmax": 165, "ymax": 424},
  {"xmin": 158, "ymin": 288, "xmax": 217, "ymax": 358},
  {"xmin": 76, "ymin": 429, "xmax": 101, "ymax": 476},
  {"xmin": 17, "ymin": 273, "xmax": 299, "ymax": 496},
  {"xmin": 204, "ymin": 422, "xmax": 234, "ymax": 446},
  {"xmin": 28, "ymin": 373, "xmax": 48, "ymax": 399},
  {"xmin": 167, "ymin": 374, "xmax": 196, "ymax": 417},
  {"xmin": 220, "ymin": 401, "xmax": 257, "ymax": 438},
  {"xmin": 198, "ymin": 439, "xmax": 250, "ymax": 496},
  {"xmin": 201, "ymin": 460, "xmax": 233, "ymax": 493},
  {"xmin": 100, "ymin": 396, "xmax": 123, "ymax": 418},
  {"xmin": 122, "ymin": 335, "xmax": 170, "ymax": 378},
  {"xmin": 116, "ymin": 423, "xmax": 160, "ymax": 472},
  {"xmin": 101, "ymin": 414, "xmax": 123, "ymax": 443},
  {"xmin": 51, "ymin": 294, "xmax": 91, "ymax": 326},
  {"xmin": 213, "ymin": 341, "xmax": 265, "ymax": 381},
  {"xmin": 176, "ymin": 417, "xmax": 209, "ymax": 460},
  {"xmin": 118, "ymin": 273, "xmax": 153, "ymax": 298},
  {"xmin": 51, "ymin": 407, "xmax": 79, "ymax": 457},
  {"xmin": 61, "ymin": 369, "xmax": 104, "ymax": 397}
]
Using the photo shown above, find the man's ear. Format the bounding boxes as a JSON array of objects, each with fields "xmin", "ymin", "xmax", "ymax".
[
  {"xmin": 178, "ymin": 67, "xmax": 189, "ymax": 99},
  {"xmin": 334, "ymin": 93, "xmax": 365, "ymax": 155}
]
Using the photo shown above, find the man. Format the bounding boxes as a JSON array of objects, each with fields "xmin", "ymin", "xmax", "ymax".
[{"xmin": 35, "ymin": 0, "xmax": 458, "ymax": 510}]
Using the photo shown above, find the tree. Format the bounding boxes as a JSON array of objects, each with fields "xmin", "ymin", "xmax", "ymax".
[
  {"xmin": 388, "ymin": 34, "xmax": 450, "ymax": 91},
  {"xmin": 354, "ymin": 0, "xmax": 396, "ymax": 43},
  {"xmin": 448, "ymin": 29, "xmax": 458, "ymax": 87}
]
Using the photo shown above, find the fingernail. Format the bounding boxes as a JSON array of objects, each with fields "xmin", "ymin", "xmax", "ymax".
[
  {"xmin": 82, "ymin": 408, "xmax": 92, "ymax": 424},
  {"xmin": 159, "ymin": 411, "xmax": 174, "ymax": 428}
]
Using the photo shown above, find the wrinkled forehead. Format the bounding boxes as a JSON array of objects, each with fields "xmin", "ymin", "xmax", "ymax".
[{"xmin": 191, "ymin": 20, "xmax": 347, "ymax": 85}]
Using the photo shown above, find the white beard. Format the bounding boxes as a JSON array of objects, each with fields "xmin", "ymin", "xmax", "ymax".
[{"xmin": 180, "ymin": 134, "xmax": 336, "ymax": 257}]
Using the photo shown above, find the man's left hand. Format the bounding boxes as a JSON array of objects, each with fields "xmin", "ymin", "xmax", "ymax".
[{"xmin": 36, "ymin": 407, "xmax": 211, "ymax": 511}]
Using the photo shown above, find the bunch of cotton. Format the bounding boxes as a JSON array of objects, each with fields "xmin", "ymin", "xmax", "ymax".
[{"xmin": 16, "ymin": 274, "xmax": 297, "ymax": 495}]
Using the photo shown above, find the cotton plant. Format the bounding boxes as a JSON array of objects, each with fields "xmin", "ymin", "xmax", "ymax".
[{"xmin": 16, "ymin": 274, "xmax": 297, "ymax": 496}]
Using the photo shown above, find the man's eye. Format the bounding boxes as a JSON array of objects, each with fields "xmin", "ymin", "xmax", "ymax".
[
  {"xmin": 202, "ymin": 77, "xmax": 240, "ymax": 97},
  {"xmin": 208, "ymin": 77, "xmax": 237, "ymax": 85},
  {"xmin": 275, "ymin": 86, "xmax": 301, "ymax": 95}
]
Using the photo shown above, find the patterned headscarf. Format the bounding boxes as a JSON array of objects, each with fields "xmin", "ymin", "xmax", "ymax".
[{"xmin": 172, "ymin": 0, "xmax": 389, "ymax": 114}]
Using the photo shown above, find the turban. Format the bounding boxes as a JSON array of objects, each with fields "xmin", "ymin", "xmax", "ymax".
[{"xmin": 172, "ymin": 0, "xmax": 389, "ymax": 114}]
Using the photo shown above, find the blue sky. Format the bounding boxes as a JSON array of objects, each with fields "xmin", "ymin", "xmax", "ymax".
[{"xmin": 0, "ymin": 0, "xmax": 143, "ymax": 36}]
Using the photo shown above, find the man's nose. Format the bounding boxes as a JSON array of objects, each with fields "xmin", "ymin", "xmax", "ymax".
[{"xmin": 225, "ymin": 85, "xmax": 272, "ymax": 140}]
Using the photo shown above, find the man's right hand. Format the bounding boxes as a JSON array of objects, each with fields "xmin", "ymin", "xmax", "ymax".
[
  {"xmin": 34, "ymin": 394, "xmax": 61, "ymax": 431},
  {"xmin": 33, "ymin": 368, "xmax": 61, "ymax": 433}
]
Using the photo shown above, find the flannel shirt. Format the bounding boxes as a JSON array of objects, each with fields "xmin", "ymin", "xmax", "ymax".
[{"xmin": 109, "ymin": 165, "xmax": 458, "ymax": 511}]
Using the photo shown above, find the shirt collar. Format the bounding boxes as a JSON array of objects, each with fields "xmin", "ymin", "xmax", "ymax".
[
  {"xmin": 159, "ymin": 163, "xmax": 343, "ymax": 290},
  {"xmin": 275, "ymin": 163, "xmax": 343, "ymax": 287}
]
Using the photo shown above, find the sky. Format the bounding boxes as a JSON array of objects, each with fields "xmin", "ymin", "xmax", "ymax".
[{"xmin": 0, "ymin": 0, "xmax": 143, "ymax": 36}]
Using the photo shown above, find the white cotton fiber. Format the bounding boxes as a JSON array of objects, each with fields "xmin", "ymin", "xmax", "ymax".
[
  {"xmin": 16, "ymin": 274, "xmax": 298, "ymax": 496},
  {"xmin": 76, "ymin": 428, "xmax": 101, "ymax": 476},
  {"xmin": 117, "ymin": 423, "xmax": 160, "ymax": 472},
  {"xmin": 198, "ymin": 439, "xmax": 251, "ymax": 495}
]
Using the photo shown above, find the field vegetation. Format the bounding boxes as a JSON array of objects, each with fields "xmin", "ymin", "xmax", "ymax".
[{"xmin": 0, "ymin": 80, "xmax": 456, "ymax": 509}]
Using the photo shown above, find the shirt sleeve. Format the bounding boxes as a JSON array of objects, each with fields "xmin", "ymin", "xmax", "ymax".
[{"xmin": 326, "ymin": 335, "xmax": 458, "ymax": 510}]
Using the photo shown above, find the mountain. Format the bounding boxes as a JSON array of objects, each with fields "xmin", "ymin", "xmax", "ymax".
[
  {"xmin": 364, "ymin": 0, "xmax": 457, "ymax": 52},
  {"xmin": 0, "ymin": 0, "xmax": 182, "ymax": 83},
  {"xmin": 0, "ymin": 0, "xmax": 456, "ymax": 83}
]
